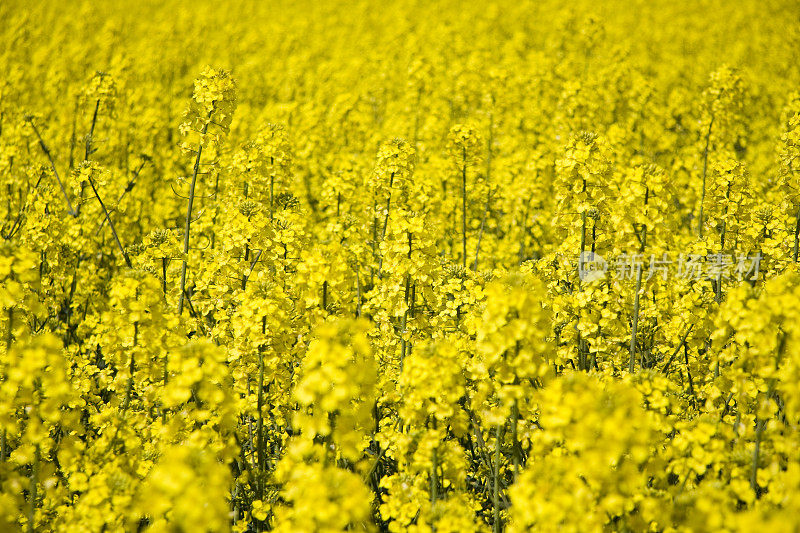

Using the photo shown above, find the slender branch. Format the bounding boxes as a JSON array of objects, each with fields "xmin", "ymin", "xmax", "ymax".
[
  {"xmin": 751, "ymin": 417, "xmax": 765, "ymax": 497},
  {"xmin": 87, "ymin": 176, "xmax": 132, "ymax": 268},
  {"xmin": 256, "ymin": 317, "xmax": 267, "ymax": 505},
  {"xmin": 473, "ymin": 113, "xmax": 493, "ymax": 271},
  {"xmin": 511, "ymin": 399, "xmax": 520, "ymax": 481},
  {"xmin": 355, "ymin": 263, "xmax": 362, "ymax": 318},
  {"xmin": 793, "ymin": 202, "xmax": 800, "ymax": 263},
  {"xmin": 493, "ymin": 424, "xmax": 503, "ymax": 533},
  {"xmin": 430, "ymin": 444, "xmax": 438, "ymax": 504},
  {"xmin": 6, "ymin": 307, "xmax": 12, "ymax": 349},
  {"xmin": 381, "ymin": 172, "xmax": 395, "ymax": 240},
  {"xmin": 461, "ymin": 148, "xmax": 468, "ymax": 268},
  {"xmin": 95, "ymin": 157, "xmax": 149, "ymax": 236},
  {"xmin": 178, "ymin": 120, "xmax": 211, "ymax": 314},
  {"xmin": 26, "ymin": 118, "xmax": 76, "ymax": 216},
  {"xmin": 242, "ymin": 249, "xmax": 263, "ymax": 290},
  {"xmin": 698, "ymin": 115, "xmax": 714, "ymax": 238},
  {"xmin": 629, "ymin": 263, "xmax": 642, "ymax": 373},
  {"xmin": 661, "ymin": 324, "xmax": 695, "ymax": 375},
  {"xmin": 28, "ymin": 445, "xmax": 39, "ymax": 533},
  {"xmin": 85, "ymin": 100, "xmax": 100, "ymax": 161}
]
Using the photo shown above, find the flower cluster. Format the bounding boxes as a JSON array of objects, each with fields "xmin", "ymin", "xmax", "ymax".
[{"xmin": 1, "ymin": 0, "xmax": 800, "ymax": 531}]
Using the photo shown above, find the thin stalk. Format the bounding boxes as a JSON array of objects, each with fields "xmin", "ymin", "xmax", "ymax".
[
  {"xmin": 413, "ymin": 87, "xmax": 422, "ymax": 150},
  {"xmin": 629, "ymin": 219, "xmax": 648, "ymax": 372},
  {"xmin": 178, "ymin": 120, "xmax": 210, "ymax": 315},
  {"xmin": 80, "ymin": 98, "xmax": 132, "ymax": 267},
  {"xmin": 74, "ymin": 99, "xmax": 101, "ymax": 218},
  {"xmin": 473, "ymin": 113, "xmax": 493, "ymax": 271},
  {"xmin": 511, "ymin": 400, "xmax": 520, "ymax": 482},
  {"xmin": 161, "ymin": 258, "xmax": 168, "ymax": 294},
  {"xmin": 698, "ymin": 115, "xmax": 714, "ymax": 238},
  {"xmin": 122, "ymin": 323, "xmax": 137, "ymax": 412},
  {"xmin": 401, "ymin": 232, "xmax": 413, "ymax": 366},
  {"xmin": 256, "ymin": 317, "xmax": 266, "ymax": 503},
  {"xmin": 716, "ymin": 221, "xmax": 727, "ymax": 303},
  {"xmin": 430, "ymin": 445, "xmax": 438, "ymax": 504},
  {"xmin": 793, "ymin": 203, "xmax": 800, "ymax": 262},
  {"xmin": 752, "ymin": 348, "xmax": 782, "ymax": 498},
  {"xmin": 6, "ymin": 307, "xmax": 12, "ymax": 349},
  {"xmin": 517, "ymin": 211, "xmax": 527, "ymax": 264},
  {"xmin": 661, "ymin": 324, "xmax": 694, "ymax": 375},
  {"xmin": 26, "ymin": 119, "xmax": 76, "ymax": 215},
  {"xmin": 493, "ymin": 424, "xmax": 503, "ymax": 533},
  {"xmin": 68, "ymin": 103, "xmax": 77, "ymax": 172},
  {"xmin": 161, "ymin": 350, "xmax": 169, "ymax": 422},
  {"xmin": 28, "ymin": 446, "xmax": 39, "ymax": 533},
  {"xmin": 577, "ymin": 176, "xmax": 588, "ymax": 277},
  {"xmin": 629, "ymin": 263, "xmax": 642, "ymax": 373},
  {"xmin": 751, "ymin": 417, "xmax": 765, "ymax": 497},
  {"xmin": 0, "ymin": 308, "xmax": 6, "ymax": 459},
  {"xmin": 376, "ymin": 174, "xmax": 396, "ymax": 278},
  {"xmin": 242, "ymin": 249, "xmax": 263, "ymax": 290},
  {"xmin": 381, "ymin": 172, "xmax": 395, "ymax": 240},
  {"xmin": 461, "ymin": 148, "xmax": 468, "ymax": 268},
  {"xmin": 95, "ymin": 158, "xmax": 148, "ymax": 236},
  {"xmin": 87, "ymin": 176, "xmax": 132, "ymax": 268},
  {"xmin": 408, "ymin": 283, "xmax": 416, "ymax": 358},
  {"xmin": 371, "ymin": 200, "xmax": 379, "ymax": 283},
  {"xmin": 85, "ymin": 100, "xmax": 100, "ymax": 161},
  {"xmin": 269, "ymin": 175, "xmax": 274, "ymax": 220},
  {"xmin": 400, "ymin": 280, "xmax": 410, "ymax": 366},
  {"xmin": 355, "ymin": 264, "xmax": 362, "ymax": 318}
]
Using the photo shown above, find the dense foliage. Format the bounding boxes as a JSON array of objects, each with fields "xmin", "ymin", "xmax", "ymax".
[{"xmin": 2, "ymin": 0, "xmax": 800, "ymax": 530}]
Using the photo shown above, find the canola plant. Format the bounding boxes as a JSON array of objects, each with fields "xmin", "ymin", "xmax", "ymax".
[{"xmin": 2, "ymin": 0, "xmax": 800, "ymax": 530}]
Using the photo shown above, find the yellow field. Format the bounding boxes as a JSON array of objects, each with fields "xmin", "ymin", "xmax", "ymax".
[{"xmin": 2, "ymin": 0, "xmax": 800, "ymax": 530}]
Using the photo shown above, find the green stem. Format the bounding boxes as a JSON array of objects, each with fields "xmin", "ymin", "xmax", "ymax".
[
  {"xmin": 430, "ymin": 445, "xmax": 438, "ymax": 504},
  {"xmin": 698, "ymin": 115, "xmax": 714, "ymax": 238},
  {"xmin": 493, "ymin": 424, "xmax": 503, "ymax": 533},
  {"xmin": 178, "ymin": 120, "xmax": 211, "ymax": 315},
  {"xmin": 161, "ymin": 258, "xmax": 168, "ymax": 295},
  {"xmin": 511, "ymin": 401, "xmax": 520, "ymax": 482},
  {"xmin": 660, "ymin": 324, "xmax": 694, "ymax": 375},
  {"xmin": 401, "ymin": 232, "xmax": 413, "ymax": 367},
  {"xmin": 27, "ymin": 119, "xmax": 76, "ymax": 216},
  {"xmin": 257, "ymin": 317, "xmax": 266, "ymax": 503},
  {"xmin": 629, "ymin": 263, "xmax": 642, "ymax": 373},
  {"xmin": 270, "ymin": 175, "xmax": 274, "ymax": 220},
  {"xmin": 751, "ymin": 417, "xmax": 765, "ymax": 497},
  {"xmin": 716, "ymin": 221, "xmax": 726, "ymax": 303},
  {"xmin": 793, "ymin": 203, "xmax": 800, "ymax": 263},
  {"xmin": 123, "ymin": 322, "xmax": 138, "ymax": 411},
  {"xmin": 381, "ymin": 172, "xmax": 395, "ymax": 241},
  {"xmin": 87, "ymin": 175, "xmax": 132, "ymax": 268},
  {"xmin": 473, "ymin": 112, "xmax": 493, "ymax": 271},
  {"xmin": 28, "ymin": 446, "xmax": 39, "ymax": 533},
  {"xmin": 461, "ymin": 149, "xmax": 468, "ymax": 269},
  {"xmin": 6, "ymin": 307, "xmax": 12, "ymax": 350},
  {"xmin": 578, "ymin": 208, "xmax": 587, "ymax": 278}
]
